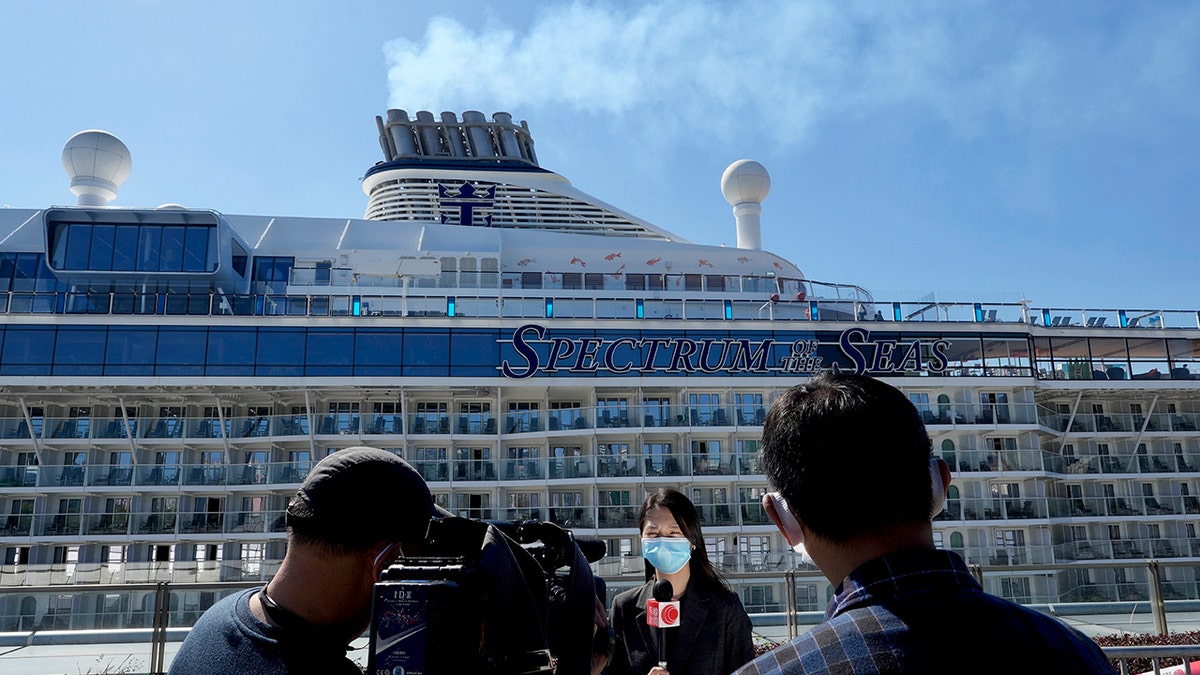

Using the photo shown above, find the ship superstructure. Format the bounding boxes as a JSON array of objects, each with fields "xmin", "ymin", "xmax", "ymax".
[{"xmin": 0, "ymin": 112, "xmax": 1199, "ymax": 632}]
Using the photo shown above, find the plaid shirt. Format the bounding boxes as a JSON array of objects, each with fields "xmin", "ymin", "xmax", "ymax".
[{"xmin": 736, "ymin": 548, "xmax": 1114, "ymax": 674}]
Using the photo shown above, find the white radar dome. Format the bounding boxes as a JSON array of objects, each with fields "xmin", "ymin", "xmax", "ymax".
[
  {"xmin": 720, "ymin": 159, "xmax": 770, "ymax": 206},
  {"xmin": 62, "ymin": 130, "xmax": 131, "ymax": 206}
]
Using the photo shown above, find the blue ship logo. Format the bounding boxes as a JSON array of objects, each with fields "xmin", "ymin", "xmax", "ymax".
[{"xmin": 438, "ymin": 183, "xmax": 496, "ymax": 226}]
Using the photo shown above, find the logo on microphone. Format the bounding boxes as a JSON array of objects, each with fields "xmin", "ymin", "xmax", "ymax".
[
  {"xmin": 647, "ymin": 599, "xmax": 681, "ymax": 628},
  {"xmin": 660, "ymin": 602, "xmax": 680, "ymax": 627}
]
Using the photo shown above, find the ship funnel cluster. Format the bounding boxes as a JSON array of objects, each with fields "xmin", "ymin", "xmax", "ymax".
[
  {"xmin": 376, "ymin": 110, "xmax": 539, "ymax": 167},
  {"xmin": 62, "ymin": 130, "xmax": 131, "ymax": 206}
]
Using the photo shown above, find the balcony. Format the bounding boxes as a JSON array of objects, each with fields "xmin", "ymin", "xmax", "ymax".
[
  {"xmin": 694, "ymin": 504, "xmax": 737, "ymax": 527},
  {"xmin": 451, "ymin": 460, "xmax": 498, "ymax": 482},
  {"xmin": 84, "ymin": 512, "xmax": 131, "ymax": 536},
  {"xmin": 597, "ymin": 506, "xmax": 638, "ymax": 529},
  {"xmin": 547, "ymin": 507, "xmax": 593, "ymax": 529},
  {"xmin": 179, "ymin": 511, "xmax": 225, "ymax": 534},
  {"xmin": 504, "ymin": 507, "xmax": 543, "ymax": 522},
  {"xmin": 1042, "ymin": 411, "xmax": 1200, "ymax": 434},
  {"xmin": 133, "ymin": 511, "xmax": 178, "ymax": 535},
  {"xmin": 953, "ymin": 497, "xmax": 1048, "ymax": 521},
  {"xmin": 950, "ymin": 448, "xmax": 1046, "ymax": 473}
]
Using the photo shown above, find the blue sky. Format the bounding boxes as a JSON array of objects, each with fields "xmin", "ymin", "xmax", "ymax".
[{"xmin": 1, "ymin": 1, "xmax": 1196, "ymax": 309}]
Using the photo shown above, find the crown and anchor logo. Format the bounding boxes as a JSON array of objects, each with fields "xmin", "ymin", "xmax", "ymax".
[{"xmin": 438, "ymin": 182, "xmax": 497, "ymax": 227}]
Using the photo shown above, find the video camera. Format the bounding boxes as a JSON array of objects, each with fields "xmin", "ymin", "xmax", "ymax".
[{"xmin": 367, "ymin": 516, "xmax": 607, "ymax": 675}]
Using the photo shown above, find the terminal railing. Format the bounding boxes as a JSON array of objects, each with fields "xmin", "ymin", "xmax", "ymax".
[{"xmin": 5, "ymin": 562, "xmax": 1200, "ymax": 673}]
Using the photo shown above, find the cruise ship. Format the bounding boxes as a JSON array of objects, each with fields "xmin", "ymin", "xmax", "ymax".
[{"xmin": 1, "ymin": 110, "xmax": 1199, "ymax": 634}]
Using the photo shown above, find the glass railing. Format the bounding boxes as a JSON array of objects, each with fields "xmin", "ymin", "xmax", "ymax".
[
  {"xmin": 0, "ymin": 462, "xmax": 311, "ymax": 490},
  {"xmin": 501, "ymin": 459, "xmax": 545, "ymax": 481},
  {"xmin": 82, "ymin": 512, "xmax": 132, "ymax": 536},
  {"xmin": 413, "ymin": 460, "xmax": 450, "ymax": 482},
  {"xmin": 0, "ymin": 405, "xmax": 1099, "ymax": 450},
  {"xmin": 105, "ymin": 508, "xmax": 290, "ymax": 537},
  {"xmin": 947, "ymin": 448, "xmax": 1047, "ymax": 473},
  {"xmin": 0, "ymin": 561, "xmax": 284, "ymax": 590},
  {"xmin": 0, "ymin": 417, "xmax": 37, "ymax": 439},
  {"xmin": 546, "ymin": 507, "xmax": 594, "ymax": 529},
  {"xmin": 450, "ymin": 460, "xmax": 498, "ymax": 481},
  {"xmin": 503, "ymin": 507, "xmax": 543, "ymax": 522},
  {"xmin": 7, "ymin": 287, "xmax": 1200, "ymax": 331},
  {"xmin": 0, "ymin": 513, "xmax": 33, "ymax": 536},
  {"xmin": 1042, "ymin": 411, "xmax": 1200, "ymax": 434},
  {"xmin": 43, "ymin": 417, "xmax": 93, "ymax": 439},
  {"xmin": 548, "ymin": 456, "xmax": 596, "ymax": 479},
  {"xmin": 91, "ymin": 416, "xmax": 137, "ymax": 438},
  {"xmin": 944, "ymin": 494, "xmax": 1199, "ymax": 522},
  {"xmin": 958, "ymin": 545, "xmax": 1056, "ymax": 566},
  {"xmin": 14, "ymin": 446, "xmax": 1200, "ymax": 496},
  {"xmin": 917, "ymin": 403, "xmax": 1041, "ymax": 426},
  {"xmin": 946, "ymin": 497, "xmax": 1048, "ymax": 521},
  {"xmin": 1045, "ymin": 496, "xmax": 1108, "ymax": 518},
  {"xmin": 738, "ymin": 501, "xmax": 771, "ymax": 526},
  {"xmin": 7, "ymin": 497, "xmax": 782, "ymax": 540},
  {"xmin": 694, "ymin": 504, "xmax": 738, "ymax": 527},
  {"xmin": 596, "ymin": 506, "xmax": 639, "ymax": 529},
  {"xmin": 36, "ymin": 513, "xmax": 83, "ymax": 537},
  {"xmin": 131, "ymin": 511, "xmax": 179, "ymax": 535},
  {"xmin": 178, "ymin": 510, "xmax": 225, "ymax": 534},
  {"xmin": 1049, "ymin": 537, "xmax": 1192, "ymax": 562},
  {"xmin": 407, "ymin": 414, "xmax": 452, "ymax": 435}
]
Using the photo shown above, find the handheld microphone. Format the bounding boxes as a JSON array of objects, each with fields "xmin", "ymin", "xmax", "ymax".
[{"xmin": 645, "ymin": 580, "xmax": 679, "ymax": 668}]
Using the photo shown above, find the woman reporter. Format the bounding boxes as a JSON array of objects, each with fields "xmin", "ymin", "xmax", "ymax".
[{"xmin": 606, "ymin": 488, "xmax": 754, "ymax": 675}]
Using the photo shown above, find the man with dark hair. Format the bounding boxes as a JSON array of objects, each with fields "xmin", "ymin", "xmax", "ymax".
[
  {"xmin": 737, "ymin": 372, "xmax": 1113, "ymax": 674},
  {"xmin": 170, "ymin": 447, "xmax": 434, "ymax": 674}
]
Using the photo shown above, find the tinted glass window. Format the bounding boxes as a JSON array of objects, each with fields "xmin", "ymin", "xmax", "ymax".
[
  {"xmin": 113, "ymin": 226, "xmax": 138, "ymax": 271},
  {"xmin": 90, "ymin": 225, "xmax": 115, "ymax": 270},
  {"xmin": 137, "ymin": 227, "xmax": 161, "ymax": 271},
  {"xmin": 255, "ymin": 328, "xmax": 305, "ymax": 365},
  {"xmin": 450, "ymin": 330, "xmax": 500, "ymax": 377},
  {"xmin": 256, "ymin": 328, "xmax": 305, "ymax": 376},
  {"xmin": 0, "ymin": 326, "xmax": 55, "ymax": 374},
  {"xmin": 53, "ymin": 326, "xmax": 107, "ymax": 373},
  {"xmin": 306, "ymin": 329, "xmax": 353, "ymax": 365},
  {"xmin": 183, "ymin": 226, "xmax": 209, "ymax": 272},
  {"xmin": 65, "ymin": 224, "xmax": 93, "ymax": 269},
  {"xmin": 106, "ymin": 327, "xmax": 157, "ymax": 373},
  {"xmin": 403, "ymin": 330, "xmax": 449, "ymax": 376},
  {"xmin": 206, "ymin": 327, "xmax": 256, "ymax": 375},
  {"xmin": 354, "ymin": 331, "xmax": 403, "ymax": 376},
  {"xmin": 0, "ymin": 254, "xmax": 15, "ymax": 291},
  {"xmin": 159, "ymin": 226, "xmax": 186, "ymax": 272},
  {"xmin": 13, "ymin": 253, "xmax": 42, "ymax": 291},
  {"xmin": 158, "ymin": 327, "xmax": 208, "ymax": 365}
]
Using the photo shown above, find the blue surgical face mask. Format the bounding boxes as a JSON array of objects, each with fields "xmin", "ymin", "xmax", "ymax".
[{"xmin": 642, "ymin": 537, "xmax": 692, "ymax": 575}]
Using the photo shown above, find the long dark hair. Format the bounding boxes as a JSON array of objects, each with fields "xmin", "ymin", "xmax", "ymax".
[{"xmin": 637, "ymin": 487, "xmax": 725, "ymax": 590}]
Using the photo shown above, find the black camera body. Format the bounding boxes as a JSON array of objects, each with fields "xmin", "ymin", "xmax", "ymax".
[{"xmin": 367, "ymin": 517, "xmax": 600, "ymax": 675}]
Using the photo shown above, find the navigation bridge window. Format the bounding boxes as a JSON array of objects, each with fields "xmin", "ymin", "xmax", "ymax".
[{"xmin": 49, "ymin": 222, "xmax": 215, "ymax": 273}]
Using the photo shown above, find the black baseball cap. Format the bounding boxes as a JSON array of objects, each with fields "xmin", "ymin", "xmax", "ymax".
[{"xmin": 286, "ymin": 446, "xmax": 433, "ymax": 549}]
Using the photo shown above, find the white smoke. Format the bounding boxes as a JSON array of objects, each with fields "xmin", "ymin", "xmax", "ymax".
[{"xmin": 384, "ymin": 0, "xmax": 1200, "ymax": 148}]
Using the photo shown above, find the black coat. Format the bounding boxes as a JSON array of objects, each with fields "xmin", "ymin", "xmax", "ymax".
[{"xmin": 607, "ymin": 579, "xmax": 754, "ymax": 675}]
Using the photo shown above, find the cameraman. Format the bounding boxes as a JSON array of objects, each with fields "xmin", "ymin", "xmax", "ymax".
[{"xmin": 170, "ymin": 447, "xmax": 434, "ymax": 674}]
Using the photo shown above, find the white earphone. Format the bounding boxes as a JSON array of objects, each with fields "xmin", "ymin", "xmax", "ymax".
[
  {"xmin": 765, "ymin": 491, "xmax": 805, "ymax": 550},
  {"xmin": 929, "ymin": 458, "xmax": 947, "ymax": 517}
]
